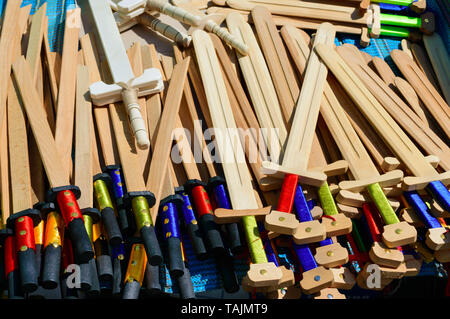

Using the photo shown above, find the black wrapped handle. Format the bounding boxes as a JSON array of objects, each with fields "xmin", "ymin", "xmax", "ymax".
[{"xmin": 41, "ymin": 244, "xmax": 62, "ymax": 289}]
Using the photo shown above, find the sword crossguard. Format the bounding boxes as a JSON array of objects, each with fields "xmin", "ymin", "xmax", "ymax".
[
  {"xmin": 299, "ymin": 266, "xmax": 334, "ymax": 295},
  {"xmin": 314, "ymin": 242, "xmax": 349, "ymax": 268},
  {"xmin": 329, "ymin": 267, "xmax": 356, "ymax": 290}
]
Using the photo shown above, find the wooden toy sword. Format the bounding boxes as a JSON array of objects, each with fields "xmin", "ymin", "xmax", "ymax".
[
  {"xmin": 12, "ymin": 57, "xmax": 94, "ymax": 265},
  {"xmin": 315, "ymin": 44, "xmax": 450, "ymax": 243},
  {"xmin": 86, "ymin": 0, "xmax": 164, "ymax": 150},
  {"xmin": 192, "ymin": 29, "xmax": 284, "ymax": 290}
]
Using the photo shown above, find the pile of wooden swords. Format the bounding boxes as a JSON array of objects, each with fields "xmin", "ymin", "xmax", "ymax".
[{"xmin": 0, "ymin": 0, "xmax": 448, "ymax": 299}]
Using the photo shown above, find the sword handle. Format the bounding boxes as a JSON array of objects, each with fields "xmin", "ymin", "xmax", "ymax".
[
  {"xmin": 189, "ymin": 182, "xmax": 226, "ymax": 257},
  {"xmin": 426, "ymin": 181, "xmax": 450, "ymax": 212},
  {"xmin": 404, "ymin": 191, "xmax": 443, "ymax": 229},
  {"xmin": 367, "ymin": 182, "xmax": 400, "ymax": 225},
  {"xmin": 293, "ymin": 184, "xmax": 313, "ymax": 222},
  {"xmin": 147, "ymin": 0, "xmax": 201, "ymax": 26},
  {"xmin": 56, "ymin": 190, "xmax": 95, "ymax": 264},
  {"xmin": 4, "ymin": 234, "xmax": 24, "ymax": 299},
  {"xmin": 160, "ymin": 199, "xmax": 184, "ymax": 279},
  {"xmin": 210, "ymin": 178, "xmax": 244, "ymax": 255},
  {"xmin": 176, "ymin": 264, "xmax": 196, "ymax": 299},
  {"xmin": 42, "ymin": 211, "xmax": 63, "ymax": 289},
  {"xmin": 106, "ymin": 166, "xmax": 132, "ymax": 235},
  {"xmin": 93, "ymin": 178, "xmax": 123, "ymax": 246},
  {"xmin": 144, "ymin": 262, "xmax": 162, "ymax": 293},
  {"xmin": 131, "ymin": 195, "xmax": 163, "ymax": 265},
  {"xmin": 178, "ymin": 191, "xmax": 208, "ymax": 260},
  {"xmin": 277, "ymin": 174, "xmax": 298, "ymax": 214},
  {"xmin": 137, "ymin": 13, "xmax": 192, "ymax": 47},
  {"xmin": 292, "ymin": 243, "xmax": 317, "ymax": 272},
  {"xmin": 362, "ymin": 203, "xmax": 383, "ymax": 243},
  {"xmin": 121, "ymin": 88, "xmax": 150, "ymax": 150},
  {"xmin": 123, "ymin": 243, "xmax": 147, "ymax": 299},
  {"xmin": 204, "ymin": 20, "xmax": 249, "ymax": 55}
]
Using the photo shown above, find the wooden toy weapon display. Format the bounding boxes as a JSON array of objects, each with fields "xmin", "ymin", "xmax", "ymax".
[
  {"xmin": 192, "ymin": 29, "xmax": 287, "ymax": 291},
  {"xmin": 315, "ymin": 44, "xmax": 450, "ymax": 249},
  {"xmin": 86, "ymin": 0, "xmax": 164, "ymax": 150}
]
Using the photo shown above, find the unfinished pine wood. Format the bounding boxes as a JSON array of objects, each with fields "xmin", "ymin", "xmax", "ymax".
[
  {"xmin": 146, "ymin": 58, "xmax": 190, "ymax": 223},
  {"xmin": 8, "ymin": 77, "xmax": 33, "ymax": 212},
  {"xmin": 81, "ymin": 33, "xmax": 121, "ymax": 168},
  {"xmin": 394, "ymin": 76, "xmax": 429, "ymax": 124},
  {"xmin": 207, "ymin": 6, "xmax": 364, "ymax": 35},
  {"xmin": 0, "ymin": 110, "xmax": 9, "ymax": 223},
  {"xmin": 54, "ymin": 8, "xmax": 81, "ymax": 177},
  {"xmin": 226, "ymin": 12, "xmax": 287, "ymax": 163},
  {"xmin": 337, "ymin": 45, "xmax": 450, "ymax": 172},
  {"xmin": 423, "ymin": 33, "xmax": 450, "ymax": 104},
  {"xmin": 280, "ymin": 23, "xmax": 335, "ymax": 172},
  {"xmin": 0, "ymin": 2, "xmax": 28, "ymax": 135},
  {"xmin": 251, "ymin": 6, "xmax": 300, "ymax": 127},
  {"xmin": 391, "ymin": 49, "xmax": 450, "ymax": 140},
  {"xmin": 43, "ymin": 27, "xmax": 60, "ymax": 107},
  {"xmin": 192, "ymin": 30, "xmax": 259, "ymax": 210},
  {"xmin": 316, "ymin": 45, "xmax": 439, "ymax": 180},
  {"xmin": 226, "ymin": 0, "xmax": 369, "ymax": 24},
  {"xmin": 74, "ymin": 66, "xmax": 93, "ymax": 209},
  {"xmin": 401, "ymin": 39, "xmax": 413, "ymax": 59},
  {"xmin": 371, "ymin": 57, "xmax": 396, "ymax": 88},
  {"xmin": 26, "ymin": 3, "xmax": 47, "ymax": 86},
  {"xmin": 12, "ymin": 57, "xmax": 68, "ymax": 188}
]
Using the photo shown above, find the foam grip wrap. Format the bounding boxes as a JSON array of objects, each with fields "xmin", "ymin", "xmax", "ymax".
[
  {"xmin": 215, "ymin": 254, "xmax": 239, "ymax": 293},
  {"xmin": 177, "ymin": 265, "xmax": 195, "ymax": 299},
  {"xmin": 42, "ymin": 244, "xmax": 62, "ymax": 289},
  {"xmin": 427, "ymin": 181, "xmax": 450, "ymax": 212},
  {"xmin": 199, "ymin": 213, "xmax": 226, "ymax": 257},
  {"xmin": 112, "ymin": 257, "xmax": 123, "ymax": 297},
  {"xmin": 140, "ymin": 225, "xmax": 163, "ymax": 266},
  {"xmin": 167, "ymin": 237, "xmax": 184, "ymax": 279},
  {"xmin": 67, "ymin": 218, "xmax": 94, "ymax": 263},
  {"xmin": 17, "ymin": 248, "xmax": 38, "ymax": 293},
  {"xmin": 88, "ymin": 258, "xmax": 100, "ymax": 296},
  {"xmin": 122, "ymin": 280, "xmax": 141, "ymax": 299},
  {"xmin": 144, "ymin": 263, "xmax": 161, "ymax": 293},
  {"xmin": 404, "ymin": 191, "xmax": 442, "ymax": 229},
  {"xmin": 97, "ymin": 254, "xmax": 114, "ymax": 282},
  {"xmin": 278, "ymin": 174, "xmax": 299, "ymax": 213},
  {"xmin": 79, "ymin": 262, "xmax": 92, "ymax": 291},
  {"xmin": 100, "ymin": 207, "xmax": 123, "ymax": 246},
  {"xmin": 7, "ymin": 270, "xmax": 23, "ymax": 299}
]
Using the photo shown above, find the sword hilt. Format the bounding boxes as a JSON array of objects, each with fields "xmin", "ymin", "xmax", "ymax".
[
  {"xmin": 47, "ymin": 186, "xmax": 95, "ymax": 264},
  {"xmin": 6, "ymin": 209, "xmax": 41, "ymax": 293},
  {"xmin": 2, "ymin": 229, "xmax": 23, "ymax": 299},
  {"xmin": 93, "ymin": 174, "xmax": 124, "ymax": 246},
  {"xmin": 126, "ymin": 192, "xmax": 163, "ymax": 266},
  {"xmin": 208, "ymin": 176, "xmax": 244, "ymax": 255},
  {"xmin": 137, "ymin": 13, "xmax": 192, "ymax": 47},
  {"xmin": 41, "ymin": 211, "xmax": 63, "ymax": 289},
  {"xmin": 176, "ymin": 187, "xmax": 208, "ymax": 260},
  {"xmin": 147, "ymin": 0, "xmax": 201, "ymax": 26},
  {"xmin": 159, "ymin": 195, "xmax": 185, "ymax": 279},
  {"xmin": 367, "ymin": 183, "xmax": 400, "ymax": 225},
  {"xmin": 184, "ymin": 179, "xmax": 226, "ymax": 257},
  {"xmin": 123, "ymin": 242, "xmax": 147, "ymax": 299},
  {"xmin": 121, "ymin": 88, "xmax": 150, "ymax": 150}
]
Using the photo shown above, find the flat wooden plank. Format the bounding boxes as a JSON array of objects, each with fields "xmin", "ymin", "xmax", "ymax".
[
  {"xmin": 43, "ymin": 24, "xmax": 60, "ymax": 105},
  {"xmin": 54, "ymin": 8, "xmax": 81, "ymax": 177},
  {"xmin": 410, "ymin": 43, "xmax": 441, "ymax": 93},
  {"xmin": 74, "ymin": 66, "xmax": 93, "ymax": 209},
  {"xmin": 12, "ymin": 57, "xmax": 69, "ymax": 188},
  {"xmin": 146, "ymin": 57, "xmax": 190, "ymax": 223},
  {"xmin": 0, "ymin": 110, "xmax": 9, "ymax": 224},
  {"xmin": 227, "ymin": 12, "xmax": 287, "ymax": 163}
]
